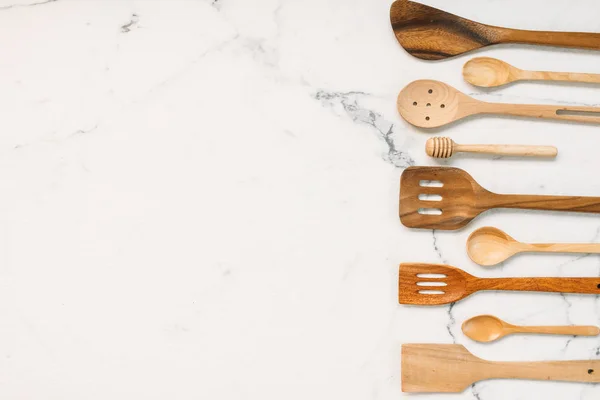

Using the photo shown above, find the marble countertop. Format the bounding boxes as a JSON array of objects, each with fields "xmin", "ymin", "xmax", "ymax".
[{"xmin": 2, "ymin": 0, "xmax": 600, "ymax": 398}]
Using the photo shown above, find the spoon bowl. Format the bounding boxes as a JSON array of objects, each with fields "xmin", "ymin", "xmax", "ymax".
[
  {"xmin": 463, "ymin": 57, "xmax": 521, "ymax": 87},
  {"xmin": 397, "ymin": 80, "xmax": 476, "ymax": 128},
  {"xmin": 467, "ymin": 227, "xmax": 522, "ymax": 266},
  {"xmin": 462, "ymin": 315, "xmax": 508, "ymax": 342}
]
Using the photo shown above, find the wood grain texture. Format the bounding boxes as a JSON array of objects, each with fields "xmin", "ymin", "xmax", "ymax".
[
  {"xmin": 467, "ymin": 226, "xmax": 600, "ymax": 266},
  {"xmin": 425, "ymin": 137, "xmax": 557, "ymax": 158},
  {"xmin": 390, "ymin": 0, "xmax": 600, "ymax": 60},
  {"xmin": 390, "ymin": 0, "xmax": 503, "ymax": 60},
  {"xmin": 402, "ymin": 344, "xmax": 600, "ymax": 393},
  {"xmin": 464, "ymin": 57, "xmax": 600, "ymax": 87},
  {"xmin": 397, "ymin": 80, "xmax": 600, "ymax": 129},
  {"xmin": 400, "ymin": 166, "xmax": 600, "ymax": 230},
  {"xmin": 398, "ymin": 263, "xmax": 600, "ymax": 306}
]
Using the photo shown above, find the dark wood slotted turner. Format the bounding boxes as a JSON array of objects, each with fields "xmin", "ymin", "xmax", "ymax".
[
  {"xmin": 400, "ymin": 166, "xmax": 600, "ymax": 230},
  {"xmin": 399, "ymin": 263, "xmax": 600, "ymax": 306},
  {"xmin": 390, "ymin": 0, "xmax": 600, "ymax": 60}
]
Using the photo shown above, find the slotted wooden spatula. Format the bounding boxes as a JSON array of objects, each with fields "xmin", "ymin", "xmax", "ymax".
[
  {"xmin": 400, "ymin": 166, "xmax": 600, "ymax": 230},
  {"xmin": 390, "ymin": 0, "xmax": 600, "ymax": 60},
  {"xmin": 402, "ymin": 344, "xmax": 600, "ymax": 393},
  {"xmin": 399, "ymin": 263, "xmax": 600, "ymax": 306}
]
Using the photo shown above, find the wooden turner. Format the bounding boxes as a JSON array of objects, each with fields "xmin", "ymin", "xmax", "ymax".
[
  {"xmin": 400, "ymin": 166, "xmax": 600, "ymax": 230},
  {"xmin": 390, "ymin": 0, "xmax": 600, "ymax": 61},
  {"xmin": 399, "ymin": 263, "xmax": 600, "ymax": 306},
  {"xmin": 402, "ymin": 344, "xmax": 600, "ymax": 393},
  {"xmin": 397, "ymin": 80, "xmax": 600, "ymax": 129}
]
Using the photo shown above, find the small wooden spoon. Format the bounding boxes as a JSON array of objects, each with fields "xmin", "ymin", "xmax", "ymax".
[
  {"xmin": 467, "ymin": 226, "xmax": 600, "ymax": 266},
  {"xmin": 463, "ymin": 57, "xmax": 600, "ymax": 88},
  {"xmin": 397, "ymin": 80, "xmax": 600, "ymax": 129},
  {"xmin": 462, "ymin": 315, "xmax": 600, "ymax": 343}
]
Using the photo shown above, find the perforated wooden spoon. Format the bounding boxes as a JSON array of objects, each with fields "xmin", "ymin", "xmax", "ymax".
[
  {"xmin": 400, "ymin": 166, "xmax": 600, "ymax": 230},
  {"xmin": 397, "ymin": 80, "xmax": 600, "ymax": 129},
  {"xmin": 398, "ymin": 263, "xmax": 600, "ymax": 306},
  {"xmin": 390, "ymin": 0, "xmax": 600, "ymax": 61},
  {"xmin": 462, "ymin": 315, "xmax": 600, "ymax": 343},
  {"xmin": 467, "ymin": 226, "xmax": 600, "ymax": 266},
  {"xmin": 402, "ymin": 344, "xmax": 600, "ymax": 393},
  {"xmin": 463, "ymin": 57, "xmax": 600, "ymax": 87}
]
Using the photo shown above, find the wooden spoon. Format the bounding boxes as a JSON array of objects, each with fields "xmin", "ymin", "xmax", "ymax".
[
  {"xmin": 397, "ymin": 80, "xmax": 600, "ymax": 129},
  {"xmin": 464, "ymin": 57, "xmax": 600, "ymax": 87},
  {"xmin": 390, "ymin": 0, "xmax": 600, "ymax": 61},
  {"xmin": 467, "ymin": 226, "xmax": 600, "ymax": 266},
  {"xmin": 402, "ymin": 344, "xmax": 600, "ymax": 393},
  {"xmin": 462, "ymin": 315, "xmax": 600, "ymax": 343}
]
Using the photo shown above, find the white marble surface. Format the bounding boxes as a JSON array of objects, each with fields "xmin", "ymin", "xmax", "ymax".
[{"xmin": 2, "ymin": 0, "xmax": 600, "ymax": 398}]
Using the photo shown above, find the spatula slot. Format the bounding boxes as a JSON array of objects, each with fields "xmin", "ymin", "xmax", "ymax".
[
  {"xmin": 416, "ymin": 273, "xmax": 447, "ymax": 279},
  {"xmin": 419, "ymin": 180, "xmax": 443, "ymax": 187},
  {"xmin": 418, "ymin": 208, "xmax": 442, "ymax": 215},
  {"xmin": 418, "ymin": 194, "xmax": 442, "ymax": 202},
  {"xmin": 418, "ymin": 290, "xmax": 444, "ymax": 295},
  {"xmin": 417, "ymin": 282, "xmax": 447, "ymax": 286}
]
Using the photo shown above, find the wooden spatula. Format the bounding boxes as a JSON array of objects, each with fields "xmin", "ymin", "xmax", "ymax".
[
  {"xmin": 398, "ymin": 263, "xmax": 600, "ymax": 306},
  {"xmin": 390, "ymin": 0, "xmax": 600, "ymax": 60},
  {"xmin": 397, "ymin": 80, "xmax": 600, "ymax": 129},
  {"xmin": 402, "ymin": 344, "xmax": 600, "ymax": 393},
  {"xmin": 400, "ymin": 166, "xmax": 600, "ymax": 230}
]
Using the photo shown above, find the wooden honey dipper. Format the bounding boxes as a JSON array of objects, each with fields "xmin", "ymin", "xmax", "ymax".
[{"xmin": 425, "ymin": 137, "xmax": 557, "ymax": 159}]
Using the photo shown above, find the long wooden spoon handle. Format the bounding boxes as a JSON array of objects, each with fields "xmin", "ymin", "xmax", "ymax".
[
  {"xmin": 529, "ymin": 243, "xmax": 600, "ymax": 253},
  {"xmin": 487, "ymin": 360, "xmax": 600, "ymax": 383},
  {"xmin": 521, "ymin": 70, "xmax": 600, "ymax": 84},
  {"xmin": 516, "ymin": 325, "xmax": 600, "ymax": 336},
  {"xmin": 475, "ymin": 277, "xmax": 600, "ymax": 294},
  {"xmin": 486, "ymin": 193, "xmax": 600, "ymax": 213},
  {"xmin": 502, "ymin": 29, "xmax": 600, "ymax": 51},
  {"xmin": 482, "ymin": 102, "xmax": 600, "ymax": 124}
]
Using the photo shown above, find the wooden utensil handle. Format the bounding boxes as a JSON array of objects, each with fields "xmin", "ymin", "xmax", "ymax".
[
  {"xmin": 456, "ymin": 144, "xmax": 557, "ymax": 157},
  {"xmin": 516, "ymin": 325, "xmax": 600, "ymax": 336},
  {"xmin": 488, "ymin": 193, "xmax": 600, "ymax": 213},
  {"xmin": 487, "ymin": 360, "xmax": 600, "ymax": 383},
  {"xmin": 529, "ymin": 243, "xmax": 600, "ymax": 254},
  {"xmin": 482, "ymin": 102, "xmax": 600, "ymax": 124},
  {"xmin": 476, "ymin": 277, "xmax": 600, "ymax": 294},
  {"xmin": 521, "ymin": 70, "xmax": 600, "ymax": 84},
  {"xmin": 502, "ymin": 29, "xmax": 600, "ymax": 50}
]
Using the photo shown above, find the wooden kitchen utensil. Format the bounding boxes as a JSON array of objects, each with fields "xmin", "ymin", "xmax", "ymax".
[
  {"xmin": 467, "ymin": 226, "xmax": 600, "ymax": 266},
  {"xmin": 402, "ymin": 343, "xmax": 600, "ymax": 393},
  {"xmin": 398, "ymin": 263, "xmax": 600, "ymax": 306},
  {"xmin": 462, "ymin": 315, "xmax": 600, "ymax": 343},
  {"xmin": 463, "ymin": 57, "xmax": 600, "ymax": 88},
  {"xmin": 397, "ymin": 80, "xmax": 600, "ymax": 129},
  {"xmin": 425, "ymin": 137, "xmax": 557, "ymax": 159},
  {"xmin": 390, "ymin": 0, "xmax": 600, "ymax": 61},
  {"xmin": 400, "ymin": 166, "xmax": 600, "ymax": 230}
]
